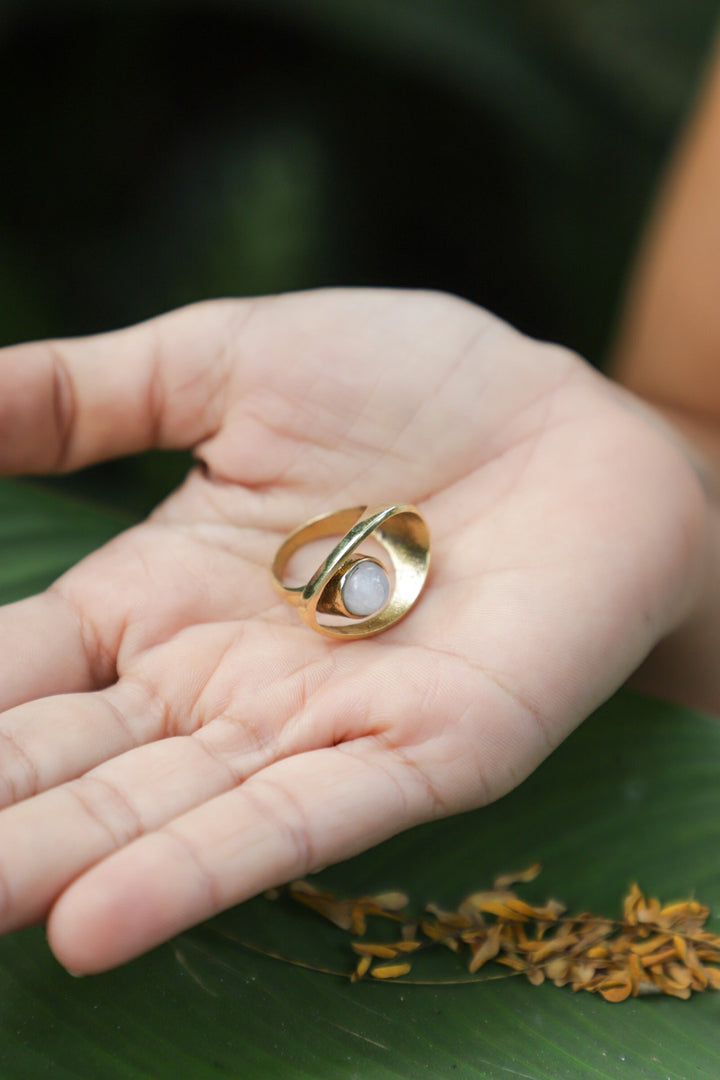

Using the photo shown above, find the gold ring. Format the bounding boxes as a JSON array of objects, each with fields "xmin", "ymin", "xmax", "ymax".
[{"xmin": 271, "ymin": 504, "xmax": 431, "ymax": 639}]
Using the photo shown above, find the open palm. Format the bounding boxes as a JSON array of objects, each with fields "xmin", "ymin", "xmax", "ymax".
[{"xmin": 0, "ymin": 288, "xmax": 703, "ymax": 972}]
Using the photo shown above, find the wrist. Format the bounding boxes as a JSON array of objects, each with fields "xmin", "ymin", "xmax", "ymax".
[{"xmin": 617, "ymin": 396, "xmax": 720, "ymax": 713}]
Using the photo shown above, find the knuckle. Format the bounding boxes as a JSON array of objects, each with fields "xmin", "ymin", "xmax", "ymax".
[
  {"xmin": 245, "ymin": 780, "xmax": 316, "ymax": 874},
  {"xmin": 0, "ymin": 729, "xmax": 40, "ymax": 807},
  {"xmin": 47, "ymin": 342, "xmax": 77, "ymax": 472},
  {"xmin": 68, "ymin": 775, "xmax": 144, "ymax": 850},
  {"xmin": 161, "ymin": 825, "xmax": 224, "ymax": 910}
]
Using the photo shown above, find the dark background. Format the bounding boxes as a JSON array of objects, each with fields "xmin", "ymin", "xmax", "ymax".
[{"xmin": 0, "ymin": 0, "xmax": 718, "ymax": 509}]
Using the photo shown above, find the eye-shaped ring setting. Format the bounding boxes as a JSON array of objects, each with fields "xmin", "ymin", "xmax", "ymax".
[{"xmin": 271, "ymin": 504, "xmax": 431, "ymax": 639}]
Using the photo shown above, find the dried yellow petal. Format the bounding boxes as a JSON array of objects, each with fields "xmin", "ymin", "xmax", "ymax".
[
  {"xmin": 351, "ymin": 955, "xmax": 372, "ymax": 982},
  {"xmin": 371, "ymin": 892, "xmax": 409, "ymax": 911},
  {"xmin": 493, "ymin": 863, "xmax": 543, "ymax": 890},
  {"xmin": 630, "ymin": 934, "xmax": 672, "ymax": 957},
  {"xmin": 289, "ymin": 886, "xmax": 355, "ymax": 931},
  {"xmin": 394, "ymin": 940, "xmax": 422, "ymax": 953},
  {"xmin": 467, "ymin": 925, "xmax": 502, "ymax": 974},
  {"xmin": 351, "ymin": 943, "xmax": 399, "ymax": 959},
  {"xmin": 623, "ymin": 884, "xmax": 645, "ymax": 924},
  {"xmin": 665, "ymin": 962, "xmax": 693, "ymax": 989},
  {"xmin": 425, "ymin": 903, "xmax": 473, "ymax": 928},
  {"xmin": 545, "ymin": 956, "xmax": 570, "ymax": 982},
  {"xmin": 628, "ymin": 953, "xmax": 643, "ymax": 996},
  {"xmin": 599, "ymin": 983, "xmax": 632, "ymax": 1003},
  {"xmin": 370, "ymin": 962, "xmax": 412, "ymax": 979}
]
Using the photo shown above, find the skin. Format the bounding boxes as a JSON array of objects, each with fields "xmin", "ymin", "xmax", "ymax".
[
  {"xmin": 613, "ymin": 41, "xmax": 720, "ymax": 713},
  {"xmin": 0, "ymin": 287, "xmax": 707, "ymax": 973}
]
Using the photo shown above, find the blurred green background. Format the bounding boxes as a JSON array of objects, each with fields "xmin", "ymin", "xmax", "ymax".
[{"xmin": 1, "ymin": 0, "xmax": 718, "ymax": 368}]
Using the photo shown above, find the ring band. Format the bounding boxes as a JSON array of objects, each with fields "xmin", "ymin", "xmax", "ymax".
[{"xmin": 271, "ymin": 504, "xmax": 431, "ymax": 639}]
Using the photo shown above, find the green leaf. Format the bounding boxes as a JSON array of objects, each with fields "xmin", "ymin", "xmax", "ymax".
[
  {"xmin": 0, "ymin": 479, "xmax": 129, "ymax": 602},
  {"xmin": 0, "ymin": 480, "xmax": 719, "ymax": 1078},
  {"xmin": 37, "ymin": 451, "xmax": 193, "ymax": 520}
]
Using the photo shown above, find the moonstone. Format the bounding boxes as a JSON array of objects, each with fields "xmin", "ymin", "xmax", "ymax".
[{"xmin": 341, "ymin": 560, "xmax": 390, "ymax": 617}]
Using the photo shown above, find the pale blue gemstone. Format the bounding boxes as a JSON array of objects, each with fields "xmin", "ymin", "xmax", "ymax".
[{"xmin": 342, "ymin": 560, "xmax": 390, "ymax": 617}]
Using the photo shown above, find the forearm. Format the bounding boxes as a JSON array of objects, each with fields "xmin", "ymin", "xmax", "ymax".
[
  {"xmin": 613, "ymin": 39, "xmax": 720, "ymax": 713},
  {"xmin": 613, "ymin": 37, "xmax": 720, "ymax": 415}
]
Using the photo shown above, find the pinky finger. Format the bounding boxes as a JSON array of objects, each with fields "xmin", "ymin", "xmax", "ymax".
[{"xmin": 47, "ymin": 739, "xmax": 455, "ymax": 974}]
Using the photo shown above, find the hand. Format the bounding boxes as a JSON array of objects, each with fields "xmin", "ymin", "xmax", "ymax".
[{"xmin": 0, "ymin": 288, "xmax": 705, "ymax": 973}]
